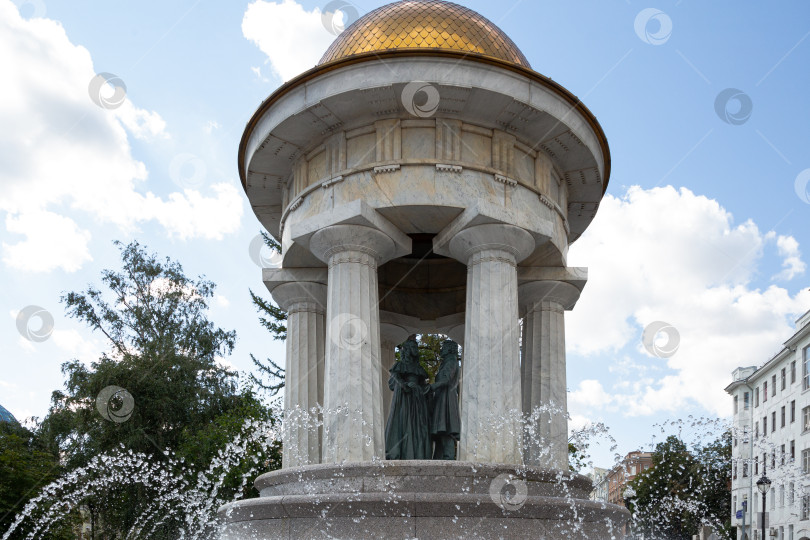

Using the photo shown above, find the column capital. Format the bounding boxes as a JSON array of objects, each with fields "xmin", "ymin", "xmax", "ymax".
[
  {"xmin": 518, "ymin": 280, "xmax": 581, "ymax": 314},
  {"xmin": 271, "ymin": 282, "xmax": 327, "ymax": 313},
  {"xmin": 291, "ymin": 200, "xmax": 411, "ymax": 264},
  {"xmin": 446, "ymin": 223, "xmax": 534, "ymax": 265},
  {"xmin": 310, "ymin": 224, "xmax": 399, "ymax": 266}
]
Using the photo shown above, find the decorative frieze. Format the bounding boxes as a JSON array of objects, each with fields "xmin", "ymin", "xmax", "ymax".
[
  {"xmin": 436, "ymin": 164, "xmax": 462, "ymax": 173},
  {"xmin": 324, "ymin": 132, "xmax": 347, "ymax": 177},
  {"xmin": 492, "ymin": 130, "xmax": 516, "ymax": 177},
  {"xmin": 321, "ymin": 176, "xmax": 344, "ymax": 189},
  {"xmin": 494, "ymin": 174, "xmax": 517, "ymax": 187},
  {"xmin": 373, "ymin": 164, "xmax": 401, "ymax": 174},
  {"xmin": 436, "ymin": 119, "xmax": 462, "ymax": 162},
  {"xmin": 375, "ymin": 119, "xmax": 402, "ymax": 162}
]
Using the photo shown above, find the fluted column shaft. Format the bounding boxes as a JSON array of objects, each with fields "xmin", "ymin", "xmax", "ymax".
[
  {"xmin": 522, "ymin": 301, "xmax": 567, "ymax": 468},
  {"xmin": 519, "ymin": 280, "xmax": 581, "ymax": 470},
  {"xmin": 448, "ymin": 224, "xmax": 535, "ymax": 464},
  {"xmin": 310, "ymin": 225, "xmax": 397, "ymax": 463},
  {"xmin": 271, "ymin": 282, "xmax": 327, "ymax": 469}
]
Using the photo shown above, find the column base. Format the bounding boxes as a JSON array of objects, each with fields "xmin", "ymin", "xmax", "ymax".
[{"xmin": 218, "ymin": 461, "xmax": 629, "ymax": 539}]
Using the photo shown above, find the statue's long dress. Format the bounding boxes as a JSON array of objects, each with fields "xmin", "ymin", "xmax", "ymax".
[{"xmin": 385, "ymin": 360, "xmax": 432, "ymax": 460}]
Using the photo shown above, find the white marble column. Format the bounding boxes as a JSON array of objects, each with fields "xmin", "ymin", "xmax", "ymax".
[
  {"xmin": 271, "ymin": 282, "xmax": 327, "ymax": 468},
  {"xmin": 447, "ymin": 224, "xmax": 534, "ymax": 464},
  {"xmin": 309, "ymin": 224, "xmax": 397, "ymax": 463},
  {"xmin": 518, "ymin": 280, "xmax": 580, "ymax": 470},
  {"xmin": 379, "ymin": 323, "xmax": 409, "ymax": 424}
]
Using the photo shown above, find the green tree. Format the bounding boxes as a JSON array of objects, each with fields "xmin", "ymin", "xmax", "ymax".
[
  {"xmin": 627, "ymin": 433, "xmax": 732, "ymax": 539},
  {"xmin": 0, "ymin": 421, "xmax": 76, "ymax": 538},
  {"xmin": 28, "ymin": 241, "xmax": 281, "ymax": 538}
]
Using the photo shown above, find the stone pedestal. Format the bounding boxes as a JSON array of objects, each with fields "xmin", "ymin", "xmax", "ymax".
[
  {"xmin": 446, "ymin": 224, "xmax": 535, "ymax": 464},
  {"xmin": 519, "ymin": 281, "xmax": 581, "ymax": 470},
  {"xmin": 218, "ymin": 461, "xmax": 629, "ymax": 539},
  {"xmin": 309, "ymin": 224, "xmax": 398, "ymax": 463},
  {"xmin": 271, "ymin": 282, "xmax": 327, "ymax": 468}
]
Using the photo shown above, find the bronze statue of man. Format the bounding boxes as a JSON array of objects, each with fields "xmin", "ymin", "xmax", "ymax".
[
  {"xmin": 429, "ymin": 340, "xmax": 461, "ymax": 460},
  {"xmin": 385, "ymin": 335, "xmax": 432, "ymax": 460}
]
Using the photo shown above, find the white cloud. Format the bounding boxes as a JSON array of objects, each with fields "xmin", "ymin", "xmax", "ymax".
[
  {"xmin": 242, "ymin": 0, "xmax": 338, "ymax": 82},
  {"xmin": 203, "ymin": 120, "xmax": 221, "ymax": 135},
  {"xmin": 51, "ymin": 328, "xmax": 104, "ymax": 365},
  {"xmin": 773, "ymin": 234, "xmax": 806, "ymax": 281},
  {"xmin": 569, "ymin": 380, "xmax": 614, "ymax": 410},
  {"xmin": 115, "ymin": 100, "xmax": 169, "ymax": 141},
  {"xmin": 567, "ymin": 185, "xmax": 810, "ymax": 417},
  {"xmin": 3, "ymin": 210, "xmax": 91, "ymax": 272},
  {"xmin": 0, "ymin": 0, "xmax": 243, "ymax": 272}
]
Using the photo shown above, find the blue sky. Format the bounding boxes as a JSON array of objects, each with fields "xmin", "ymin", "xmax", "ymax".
[{"xmin": 1, "ymin": 0, "xmax": 809, "ymax": 470}]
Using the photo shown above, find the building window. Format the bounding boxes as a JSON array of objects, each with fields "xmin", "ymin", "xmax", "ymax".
[
  {"xmin": 793, "ymin": 400, "xmax": 797, "ymax": 423},
  {"xmin": 755, "ymin": 455, "xmax": 759, "ymax": 475},
  {"xmin": 755, "ymin": 421, "xmax": 759, "ymax": 438},
  {"xmin": 782, "ymin": 367, "xmax": 786, "ymax": 390},
  {"xmin": 733, "ymin": 495, "xmax": 737, "ymax": 513},
  {"xmin": 744, "ymin": 391, "xmax": 750, "ymax": 410},
  {"xmin": 804, "ymin": 346, "xmax": 810, "ymax": 390},
  {"xmin": 803, "ymin": 449, "xmax": 810, "ymax": 474},
  {"xmin": 792, "ymin": 359, "xmax": 796, "ymax": 384},
  {"xmin": 791, "ymin": 440, "xmax": 795, "ymax": 461},
  {"xmin": 764, "ymin": 416, "xmax": 768, "ymax": 434},
  {"xmin": 733, "ymin": 462, "xmax": 737, "ymax": 479},
  {"xmin": 772, "ymin": 374, "xmax": 777, "ymax": 396},
  {"xmin": 764, "ymin": 381, "xmax": 768, "ymax": 401},
  {"xmin": 804, "ymin": 406, "xmax": 810, "ymax": 433},
  {"xmin": 782, "ymin": 406, "xmax": 786, "ymax": 428},
  {"xmin": 802, "ymin": 495, "xmax": 810, "ymax": 520},
  {"xmin": 743, "ymin": 461, "xmax": 748, "ymax": 478},
  {"xmin": 772, "ymin": 451, "xmax": 776, "ymax": 469},
  {"xmin": 781, "ymin": 444, "xmax": 786, "ymax": 465},
  {"xmin": 734, "ymin": 395, "xmax": 739, "ymax": 414},
  {"xmin": 755, "ymin": 387, "xmax": 760, "ymax": 407},
  {"xmin": 790, "ymin": 483, "xmax": 795, "ymax": 504},
  {"xmin": 772, "ymin": 411, "xmax": 776, "ymax": 432}
]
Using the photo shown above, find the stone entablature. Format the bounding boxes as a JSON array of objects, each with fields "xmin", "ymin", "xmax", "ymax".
[
  {"xmin": 281, "ymin": 118, "xmax": 568, "ymax": 220},
  {"xmin": 241, "ymin": 56, "xmax": 608, "ymax": 251}
]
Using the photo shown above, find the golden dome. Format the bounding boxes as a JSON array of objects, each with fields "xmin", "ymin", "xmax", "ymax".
[{"xmin": 319, "ymin": 0, "xmax": 531, "ymax": 68}]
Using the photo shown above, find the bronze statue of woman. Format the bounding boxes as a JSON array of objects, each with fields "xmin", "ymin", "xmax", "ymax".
[
  {"xmin": 385, "ymin": 335, "xmax": 432, "ymax": 460},
  {"xmin": 430, "ymin": 340, "xmax": 461, "ymax": 460}
]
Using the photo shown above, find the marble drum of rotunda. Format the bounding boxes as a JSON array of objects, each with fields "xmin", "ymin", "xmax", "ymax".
[{"xmin": 220, "ymin": 1, "xmax": 627, "ymax": 538}]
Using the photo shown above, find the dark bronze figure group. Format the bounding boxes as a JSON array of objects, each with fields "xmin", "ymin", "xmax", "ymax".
[{"xmin": 384, "ymin": 335, "xmax": 461, "ymax": 460}]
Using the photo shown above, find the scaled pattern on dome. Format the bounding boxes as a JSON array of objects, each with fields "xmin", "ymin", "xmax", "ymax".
[{"xmin": 319, "ymin": 0, "xmax": 531, "ymax": 68}]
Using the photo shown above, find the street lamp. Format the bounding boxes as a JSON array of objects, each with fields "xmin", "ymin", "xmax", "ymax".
[{"xmin": 756, "ymin": 475, "xmax": 771, "ymax": 540}]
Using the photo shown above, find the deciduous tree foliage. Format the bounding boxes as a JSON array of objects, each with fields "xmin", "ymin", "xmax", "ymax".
[
  {"xmin": 0, "ymin": 422, "xmax": 75, "ymax": 538},
  {"xmin": 627, "ymin": 432, "xmax": 732, "ymax": 539},
  {"xmin": 27, "ymin": 241, "xmax": 282, "ymax": 538}
]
